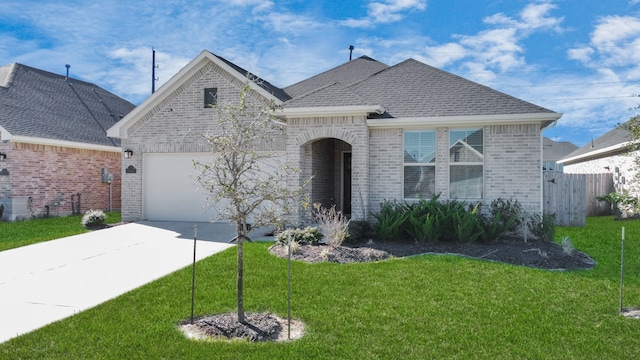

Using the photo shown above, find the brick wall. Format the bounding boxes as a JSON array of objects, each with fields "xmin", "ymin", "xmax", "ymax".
[
  {"xmin": 564, "ymin": 151, "xmax": 636, "ymax": 195},
  {"xmin": 121, "ymin": 61, "xmax": 286, "ymax": 221},
  {"xmin": 2, "ymin": 142, "xmax": 121, "ymax": 220},
  {"xmin": 368, "ymin": 123, "xmax": 543, "ymax": 215}
]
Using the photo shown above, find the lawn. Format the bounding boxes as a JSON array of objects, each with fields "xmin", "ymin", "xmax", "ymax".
[
  {"xmin": 0, "ymin": 212, "xmax": 121, "ymax": 252},
  {"xmin": 1, "ymin": 216, "xmax": 640, "ymax": 359}
]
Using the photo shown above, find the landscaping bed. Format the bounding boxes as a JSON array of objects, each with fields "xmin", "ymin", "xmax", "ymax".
[{"xmin": 269, "ymin": 236, "xmax": 595, "ymax": 270}]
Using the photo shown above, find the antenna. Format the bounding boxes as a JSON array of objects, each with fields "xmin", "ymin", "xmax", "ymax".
[
  {"xmin": 152, "ymin": 48, "xmax": 159, "ymax": 94},
  {"xmin": 349, "ymin": 45, "xmax": 354, "ymax": 61}
]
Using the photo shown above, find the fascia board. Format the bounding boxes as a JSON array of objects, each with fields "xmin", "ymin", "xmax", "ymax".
[
  {"xmin": 278, "ymin": 105, "xmax": 385, "ymax": 118},
  {"xmin": 10, "ymin": 135, "xmax": 121, "ymax": 152},
  {"xmin": 558, "ymin": 142, "xmax": 630, "ymax": 164},
  {"xmin": 367, "ymin": 113, "xmax": 562, "ymax": 129},
  {"xmin": 0, "ymin": 125, "xmax": 12, "ymax": 141}
]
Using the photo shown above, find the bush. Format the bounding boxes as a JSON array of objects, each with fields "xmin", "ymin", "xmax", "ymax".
[
  {"xmin": 81, "ymin": 209, "xmax": 106, "ymax": 227},
  {"xmin": 489, "ymin": 198, "xmax": 521, "ymax": 232},
  {"xmin": 371, "ymin": 196, "xmax": 522, "ymax": 243},
  {"xmin": 275, "ymin": 226, "xmax": 323, "ymax": 245},
  {"xmin": 527, "ymin": 212, "xmax": 556, "ymax": 242},
  {"xmin": 346, "ymin": 221, "xmax": 375, "ymax": 243},
  {"xmin": 314, "ymin": 203, "xmax": 350, "ymax": 247},
  {"xmin": 371, "ymin": 200, "xmax": 408, "ymax": 241}
]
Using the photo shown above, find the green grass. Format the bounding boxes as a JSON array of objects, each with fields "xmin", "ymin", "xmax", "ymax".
[
  {"xmin": 0, "ymin": 212, "xmax": 121, "ymax": 252},
  {"xmin": 2, "ymin": 216, "xmax": 640, "ymax": 359}
]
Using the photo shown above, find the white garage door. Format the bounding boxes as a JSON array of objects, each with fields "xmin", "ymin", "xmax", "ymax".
[{"xmin": 143, "ymin": 153, "xmax": 225, "ymax": 221}]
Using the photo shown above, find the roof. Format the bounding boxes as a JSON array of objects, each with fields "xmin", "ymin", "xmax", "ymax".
[
  {"xmin": 543, "ymin": 137, "xmax": 578, "ymax": 161},
  {"xmin": 284, "ymin": 56, "xmax": 388, "ymax": 99},
  {"xmin": 109, "ymin": 51, "xmax": 562, "ymax": 138},
  {"xmin": 0, "ymin": 63, "xmax": 135, "ymax": 148},
  {"xmin": 214, "ymin": 53, "xmax": 291, "ymax": 102},
  {"xmin": 559, "ymin": 124, "xmax": 630, "ymax": 164},
  {"xmin": 281, "ymin": 57, "xmax": 560, "ymax": 126}
]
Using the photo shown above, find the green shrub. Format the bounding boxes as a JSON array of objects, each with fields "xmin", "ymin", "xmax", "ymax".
[
  {"xmin": 81, "ymin": 209, "xmax": 106, "ymax": 227},
  {"xmin": 371, "ymin": 200, "xmax": 408, "ymax": 241},
  {"xmin": 453, "ymin": 203, "xmax": 485, "ymax": 243},
  {"xmin": 527, "ymin": 212, "xmax": 556, "ymax": 242},
  {"xmin": 275, "ymin": 226, "xmax": 323, "ymax": 245},
  {"xmin": 489, "ymin": 198, "xmax": 522, "ymax": 232}
]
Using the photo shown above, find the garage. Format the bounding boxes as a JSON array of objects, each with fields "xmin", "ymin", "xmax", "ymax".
[{"xmin": 143, "ymin": 152, "xmax": 226, "ymax": 222}]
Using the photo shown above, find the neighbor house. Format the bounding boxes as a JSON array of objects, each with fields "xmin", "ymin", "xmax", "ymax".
[
  {"xmin": 542, "ymin": 137, "xmax": 578, "ymax": 172},
  {"xmin": 107, "ymin": 50, "xmax": 562, "ymax": 223},
  {"xmin": 559, "ymin": 123, "xmax": 634, "ymax": 195},
  {"xmin": 0, "ymin": 63, "xmax": 135, "ymax": 221}
]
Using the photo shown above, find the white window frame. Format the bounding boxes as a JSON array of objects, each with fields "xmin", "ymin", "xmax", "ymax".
[
  {"xmin": 403, "ymin": 130, "xmax": 436, "ymax": 199},
  {"xmin": 449, "ymin": 128, "xmax": 484, "ymax": 200}
]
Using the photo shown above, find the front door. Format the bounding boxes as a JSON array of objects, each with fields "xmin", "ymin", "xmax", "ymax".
[{"xmin": 342, "ymin": 152, "xmax": 352, "ymax": 215}]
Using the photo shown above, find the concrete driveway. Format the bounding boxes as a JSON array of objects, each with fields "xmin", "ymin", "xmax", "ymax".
[{"xmin": 0, "ymin": 221, "xmax": 264, "ymax": 344}]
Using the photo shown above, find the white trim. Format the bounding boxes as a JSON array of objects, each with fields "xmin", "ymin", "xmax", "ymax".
[
  {"xmin": 107, "ymin": 50, "xmax": 283, "ymax": 139},
  {"xmin": 367, "ymin": 112, "xmax": 562, "ymax": 129},
  {"xmin": 6, "ymin": 135, "xmax": 120, "ymax": 152},
  {"xmin": 558, "ymin": 141, "xmax": 630, "ymax": 164},
  {"xmin": 279, "ymin": 105, "xmax": 385, "ymax": 118}
]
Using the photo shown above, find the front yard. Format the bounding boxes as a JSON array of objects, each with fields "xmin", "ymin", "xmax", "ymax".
[{"xmin": 1, "ymin": 216, "xmax": 639, "ymax": 358}]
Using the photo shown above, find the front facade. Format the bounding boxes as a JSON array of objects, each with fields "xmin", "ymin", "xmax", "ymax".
[
  {"xmin": 108, "ymin": 51, "xmax": 561, "ymax": 223},
  {"xmin": 0, "ymin": 63, "xmax": 135, "ymax": 220}
]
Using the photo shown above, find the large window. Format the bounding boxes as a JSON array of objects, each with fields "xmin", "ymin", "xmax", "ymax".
[
  {"xmin": 404, "ymin": 131, "xmax": 436, "ymax": 199},
  {"xmin": 449, "ymin": 129, "xmax": 483, "ymax": 199}
]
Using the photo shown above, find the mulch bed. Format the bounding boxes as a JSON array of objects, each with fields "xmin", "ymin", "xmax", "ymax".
[{"xmin": 269, "ymin": 236, "xmax": 596, "ymax": 271}]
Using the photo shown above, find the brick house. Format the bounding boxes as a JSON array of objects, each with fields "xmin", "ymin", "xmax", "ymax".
[
  {"xmin": 559, "ymin": 123, "xmax": 635, "ymax": 194},
  {"xmin": 0, "ymin": 63, "xmax": 135, "ymax": 220},
  {"xmin": 107, "ymin": 50, "xmax": 561, "ymax": 223}
]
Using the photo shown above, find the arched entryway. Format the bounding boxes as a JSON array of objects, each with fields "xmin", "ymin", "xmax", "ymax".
[{"xmin": 307, "ymin": 138, "xmax": 352, "ymax": 216}]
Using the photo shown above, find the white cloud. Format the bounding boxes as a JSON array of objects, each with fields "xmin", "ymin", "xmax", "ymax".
[{"xmin": 340, "ymin": 0, "xmax": 427, "ymax": 28}]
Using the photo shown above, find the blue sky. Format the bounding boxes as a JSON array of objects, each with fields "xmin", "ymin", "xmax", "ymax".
[{"xmin": 2, "ymin": 0, "xmax": 640, "ymax": 147}]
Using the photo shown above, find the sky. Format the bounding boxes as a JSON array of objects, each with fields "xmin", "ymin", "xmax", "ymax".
[{"xmin": 2, "ymin": 0, "xmax": 640, "ymax": 147}]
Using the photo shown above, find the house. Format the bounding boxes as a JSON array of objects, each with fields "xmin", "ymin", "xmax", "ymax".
[
  {"xmin": 559, "ymin": 123, "xmax": 633, "ymax": 194},
  {"xmin": 107, "ymin": 50, "xmax": 562, "ymax": 223},
  {"xmin": 0, "ymin": 63, "xmax": 135, "ymax": 221},
  {"xmin": 542, "ymin": 137, "xmax": 578, "ymax": 172}
]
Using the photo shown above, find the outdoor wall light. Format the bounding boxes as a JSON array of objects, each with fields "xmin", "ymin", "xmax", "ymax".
[
  {"xmin": 124, "ymin": 149, "xmax": 134, "ymax": 159},
  {"xmin": 0, "ymin": 152, "xmax": 6, "ymax": 162}
]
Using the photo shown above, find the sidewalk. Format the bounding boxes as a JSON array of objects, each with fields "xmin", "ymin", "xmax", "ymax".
[{"xmin": 0, "ymin": 222, "xmax": 235, "ymax": 343}]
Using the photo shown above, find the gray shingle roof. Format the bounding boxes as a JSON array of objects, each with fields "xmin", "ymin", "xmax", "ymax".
[
  {"xmin": 283, "ymin": 82, "xmax": 379, "ymax": 108},
  {"xmin": 211, "ymin": 52, "xmax": 291, "ymax": 102},
  {"xmin": 0, "ymin": 63, "xmax": 135, "ymax": 147},
  {"xmin": 353, "ymin": 59, "xmax": 554, "ymax": 118},
  {"xmin": 284, "ymin": 55, "xmax": 388, "ymax": 99},
  {"xmin": 561, "ymin": 123, "xmax": 630, "ymax": 162},
  {"xmin": 281, "ymin": 57, "xmax": 555, "ymax": 119},
  {"xmin": 543, "ymin": 137, "xmax": 578, "ymax": 161}
]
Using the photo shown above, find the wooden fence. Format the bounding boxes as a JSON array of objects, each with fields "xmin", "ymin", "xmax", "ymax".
[{"xmin": 543, "ymin": 172, "xmax": 613, "ymax": 227}]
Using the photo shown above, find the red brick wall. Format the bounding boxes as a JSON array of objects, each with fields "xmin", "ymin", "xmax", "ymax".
[{"xmin": 11, "ymin": 143, "xmax": 121, "ymax": 217}]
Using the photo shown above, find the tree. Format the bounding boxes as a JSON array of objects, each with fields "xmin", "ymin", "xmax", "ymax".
[{"xmin": 194, "ymin": 81, "xmax": 309, "ymax": 324}]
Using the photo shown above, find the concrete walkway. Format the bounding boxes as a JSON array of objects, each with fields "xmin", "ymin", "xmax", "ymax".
[{"xmin": 0, "ymin": 222, "xmax": 243, "ymax": 344}]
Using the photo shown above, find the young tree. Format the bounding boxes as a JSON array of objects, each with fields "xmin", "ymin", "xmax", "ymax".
[{"xmin": 194, "ymin": 81, "xmax": 308, "ymax": 324}]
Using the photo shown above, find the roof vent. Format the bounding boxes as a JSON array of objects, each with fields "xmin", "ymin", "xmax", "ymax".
[{"xmin": 65, "ymin": 64, "xmax": 70, "ymax": 81}]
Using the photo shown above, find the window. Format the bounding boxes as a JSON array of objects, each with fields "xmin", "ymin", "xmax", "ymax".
[
  {"xmin": 404, "ymin": 131, "xmax": 436, "ymax": 199},
  {"xmin": 204, "ymin": 88, "xmax": 217, "ymax": 108},
  {"xmin": 449, "ymin": 129, "xmax": 483, "ymax": 199}
]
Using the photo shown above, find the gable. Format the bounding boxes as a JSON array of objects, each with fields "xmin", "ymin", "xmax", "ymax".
[{"xmin": 108, "ymin": 50, "xmax": 283, "ymax": 139}]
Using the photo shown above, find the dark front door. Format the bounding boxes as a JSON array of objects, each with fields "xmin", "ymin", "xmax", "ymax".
[{"xmin": 343, "ymin": 152, "xmax": 352, "ymax": 215}]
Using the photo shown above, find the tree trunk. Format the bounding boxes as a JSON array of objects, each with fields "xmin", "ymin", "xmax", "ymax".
[{"xmin": 236, "ymin": 222, "xmax": 246, "ymax": 324}]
